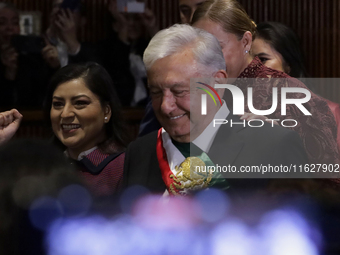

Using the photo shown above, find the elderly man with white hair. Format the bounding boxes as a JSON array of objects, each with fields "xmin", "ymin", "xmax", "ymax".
[{"xmin": 124, "ymin": 24, "xmax": 308, "ymax": 196}]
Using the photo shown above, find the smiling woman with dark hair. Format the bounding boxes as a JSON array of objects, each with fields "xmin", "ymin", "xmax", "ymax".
[{"xmin": 44, "ymin": 62, "xmax": 128, "ymax": 196}]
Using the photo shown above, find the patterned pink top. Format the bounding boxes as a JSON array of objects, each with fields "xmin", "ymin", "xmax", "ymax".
[
  {"xmin": 76, "ymin": 148, "xmax": 125, "ymax": 197},
  {"xmin": 232, "ymin": 57, "xmax": 339, "ymax": 165},
  {"xmin": 326, "ymin": 99, "xmax": 340, "ymax": 157}
]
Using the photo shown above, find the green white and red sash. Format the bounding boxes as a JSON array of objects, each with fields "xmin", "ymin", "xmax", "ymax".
[{"xmin": 156, "ymin": 128, "xmax": 182, "ymax": 195}]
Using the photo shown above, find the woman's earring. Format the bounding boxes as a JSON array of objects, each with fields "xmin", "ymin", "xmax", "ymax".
[
  {"xmin": 104, "ymin": 117, "xmax": 108, "ymax": 122},
  {"xmin": 245, "ymin": 50, "xmax": 249, "ymax": 54}
]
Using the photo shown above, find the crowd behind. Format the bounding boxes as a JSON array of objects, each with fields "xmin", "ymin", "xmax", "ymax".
[
  {"xmin": 1, "ymin": 0, "xmax": 340, "ymax": 254},
  {"xmin": 0, "ymin": 0, "xmax": 156, "ymax": 109}
]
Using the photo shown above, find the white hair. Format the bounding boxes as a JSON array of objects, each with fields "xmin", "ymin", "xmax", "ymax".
[{"xmin": 143, "ymin": 24, "xmax": 226, "ymax": 73}]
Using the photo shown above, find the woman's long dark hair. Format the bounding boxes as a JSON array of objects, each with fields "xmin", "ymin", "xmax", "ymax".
[
  {"xmin": 256, "ymin": 22, "xmax": 308, "ymax": 78},
  {"xmin": 44, "ymin": 62, "xmax": 129, "ymax": 153}
]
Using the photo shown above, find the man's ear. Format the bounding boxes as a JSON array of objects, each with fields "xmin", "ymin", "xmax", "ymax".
[
  {"xmin": 104, "ymin": 104, "xmax": 112, "ymax": 123},
  {"xmin": 214, "ymin": 69, "xmax": 228, "ymax": 98},
  {"xmin": 214, "ymin": 69, "xmax": 228, "ymax": 81},
  {"xmin": 241, "ymin": 31, "xmax": 253, "ymax": 53}
]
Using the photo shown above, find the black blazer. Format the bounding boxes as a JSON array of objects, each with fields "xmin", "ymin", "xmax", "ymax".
[{"xmin": 123, "ymin": 114, "xmax": 309, "ymax": 193}]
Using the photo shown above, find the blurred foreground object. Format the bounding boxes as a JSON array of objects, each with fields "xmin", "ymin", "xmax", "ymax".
[
  {"xmin": 47, "ymin": 188, "xmax": 329, "ymax": 255},
  {"xmin": 0, "ymin": 139, "xmax": 83, "ymax": 255}
]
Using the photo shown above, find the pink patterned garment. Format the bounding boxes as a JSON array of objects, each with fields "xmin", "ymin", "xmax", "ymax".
[
  {"xmin": 76, "ymin": 148, "xmax": 125, "ymax": 197},
  {"xmin": 232, "ymin": 57, "xmax": 339, "ymax": 166},
  {"xmin": 326, "ymin": 99, "xmax": 340, "ymax": 157}
]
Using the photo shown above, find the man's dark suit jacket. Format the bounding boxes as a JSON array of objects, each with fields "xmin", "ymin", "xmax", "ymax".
[{"xmin": 124, "ymin": 114, "xmax": 309, "ymax": 193}]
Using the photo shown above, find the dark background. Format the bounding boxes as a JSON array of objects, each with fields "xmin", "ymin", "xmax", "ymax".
[{"xmin": 7, "ymin": 0, "xmax": 340, "ymax": 103}]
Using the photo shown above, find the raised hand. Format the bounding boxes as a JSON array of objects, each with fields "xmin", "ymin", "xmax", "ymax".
[
  {"xmin": 42, "ymin": 36, "xmax": 60, "ymax": 69},
  {"xmin": 55, "ymin": 8, "xmax": 81, "ymax": 54},
  {"xmin": 0, "ymin": 109, "xmax": 23, "ymax": 145}
]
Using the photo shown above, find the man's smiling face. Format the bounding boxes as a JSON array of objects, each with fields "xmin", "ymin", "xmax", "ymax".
[{"xmin": 148, "ymin": 48, "xmax": 219, "ymax": 143}]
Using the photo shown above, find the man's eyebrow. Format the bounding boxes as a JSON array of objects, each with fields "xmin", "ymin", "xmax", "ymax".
[
  {"xmin": 173, "ymin": 83, "xmax": 187, "ymax": 87},
  {"xmin": 148, "ymin": 82, "xmax": 187, "ymax": 89}
]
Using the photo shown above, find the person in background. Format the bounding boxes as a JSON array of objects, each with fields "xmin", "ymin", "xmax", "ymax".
[
  {"xmin": 0, "ymin": 108, "xmax": 22, "ymax": 145},
  {"xmin": 44, "ymin": 62, "xmax": 128, "ymax": 197},
  {"xmin": 43, "ymin": 0, "xmax": 99, "ymax": 70},
  {"xmin": 251, "ymin": 22, "xmax": 307, "ymax": 78},
  {"xmin": 0, "ymin": 2, "xmax": 51, "ymax": 108},
  {"xmin": 0, "ymin": 2, "xmax": 18, "ymax": 81},
  {"xmin": 98, "ymin": 0, "xmax": 158, "ymax": 107},
  {"xmin": 251, "ymin": 21, "xmax": 340, "ymax": 157},
  {"xmin": 179, "ymin": 0, "xmax": 206, "ymax": 24},
  {"xmin": 191, "ymin": 0, "xmax": 339, "ymax": 166}
]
